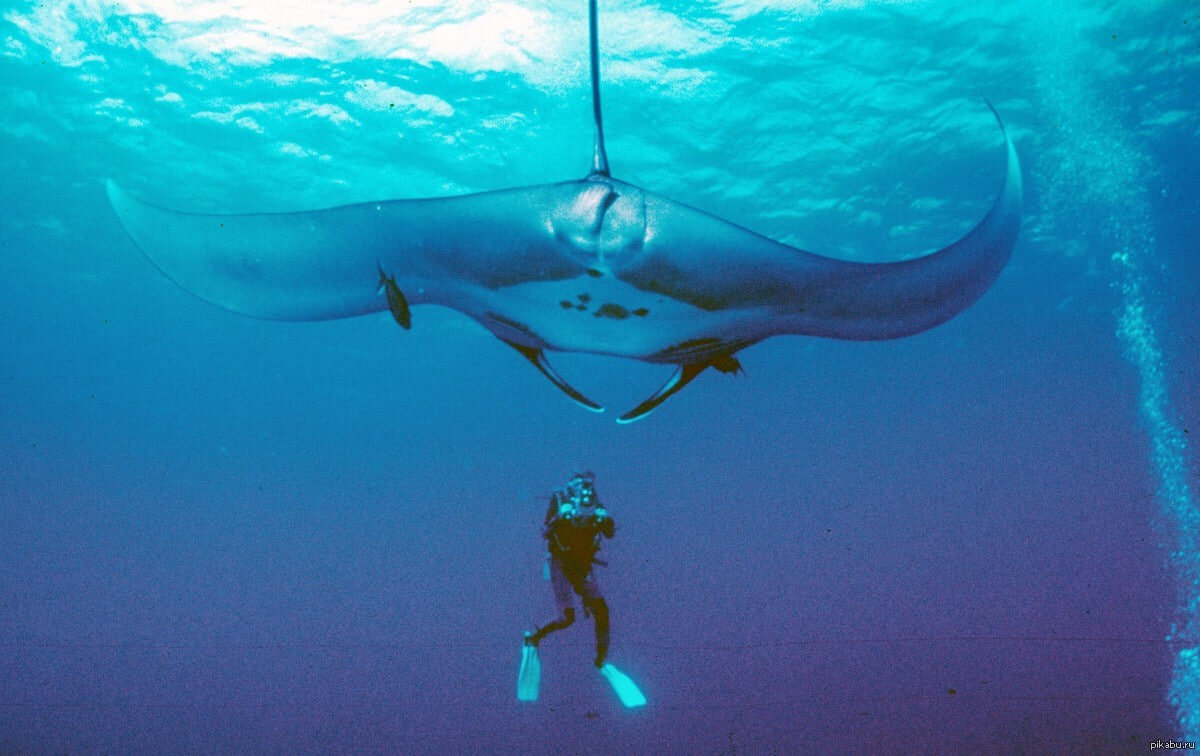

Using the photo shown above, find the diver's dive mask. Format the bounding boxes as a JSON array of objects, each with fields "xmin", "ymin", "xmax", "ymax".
[{"xmin": 559, "ymin": 473, "xmax": 597, "ymax": 521}]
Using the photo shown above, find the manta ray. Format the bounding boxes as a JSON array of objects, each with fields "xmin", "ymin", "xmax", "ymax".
[{"xmin": 108, "ymin": 0, "xmax": 1022, "ymax": 423}]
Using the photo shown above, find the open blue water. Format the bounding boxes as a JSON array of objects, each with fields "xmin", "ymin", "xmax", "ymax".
[{"xmin": 1, "ymin": 0, "xmax": 1196, "ymax": 751}]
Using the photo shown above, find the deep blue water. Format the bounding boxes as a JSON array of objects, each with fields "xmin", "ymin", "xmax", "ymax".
[{"xmin": 1, "ymin": 0, "xmax": 1197, "ymax": 751}]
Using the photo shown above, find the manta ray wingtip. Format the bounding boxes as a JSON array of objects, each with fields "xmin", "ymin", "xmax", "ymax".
[
  {"xmin": 981, "ymin": 98, "xmax": 1011, "ymax": 136},
  {"xmin": 105, "ymin": 179, "xmax": 131, "ymax": 212}
]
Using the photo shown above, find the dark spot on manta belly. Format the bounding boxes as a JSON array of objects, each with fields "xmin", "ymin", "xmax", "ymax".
[
  {"xmin": 586, "ymin": 268, "xmax": 604, "ymax": 278},
  {"xmin": 632, "ymin": 308, "xmax": 648, "ymax": 316},
  {"xmin": 577, "ymin": 293, "xmax": 591, "ymax": 303},
  {"xmin": 560, "ymin": 300, "xmax": 574, "ymax": 309},
  {"xmin": 593, "ymin": 304, "xmax": 630, "ymax": 319}
]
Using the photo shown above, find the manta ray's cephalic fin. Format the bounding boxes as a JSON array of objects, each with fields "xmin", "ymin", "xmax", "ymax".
[
  {"xmin": 500, "ymin": 339, "xmax": 604, "ymax": 413},
  {"xmin": 377, "ymin": 268, "xmax": 411, "ymax": 329},
  {"xmin": 617, "ymin": 355, "xmax": 743, "ymax": 424}
]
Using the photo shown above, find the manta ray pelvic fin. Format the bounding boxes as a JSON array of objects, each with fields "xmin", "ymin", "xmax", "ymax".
[
  {"xmin": 617, "ymin": 354, "xmax": 743, "ymax": 424},
  {"xmin": 377, "ymin": 268, "xmax": 411, "ymax": 329},
  {"xmin": 500, "ymin": 339, "xmax": 604, "ymax": 414}
]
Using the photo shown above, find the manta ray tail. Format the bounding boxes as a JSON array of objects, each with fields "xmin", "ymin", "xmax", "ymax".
[
  {"xmin": 500, "ymin": 339, "xmax": 604, "ymax": 413},
  {"xmin": 588, "ymin": 0, "xmax": 609, "ymax": 177}
]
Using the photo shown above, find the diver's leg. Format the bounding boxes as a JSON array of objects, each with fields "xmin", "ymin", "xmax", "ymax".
[
  {"xmin": 529, "ymin": 607, "xmax": 574, "ymax": 645},
  {"xmin": 529, "ymin": 555, "xmax": 577, "ymax": 646},
  {"xmin": 579, "ymin": 568, "xmax": 609, "ymax": 666},
  {"xmin": 583, "ymin": 596, "xmax": 609, "ymax": 667}
]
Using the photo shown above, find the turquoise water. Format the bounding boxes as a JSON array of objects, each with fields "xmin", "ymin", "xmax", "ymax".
[{"xmin": 1, "ymin": 0, "xmax": 1197, "ymax": 750}]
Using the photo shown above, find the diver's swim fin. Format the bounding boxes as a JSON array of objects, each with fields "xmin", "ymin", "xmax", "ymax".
[
  {"xmin": 599, "ymin": 663, "xmax": 646, "ymax": 708},
  {"xmin": 517, "ymin": 634, "xmax": 541, "ymax": 702}
]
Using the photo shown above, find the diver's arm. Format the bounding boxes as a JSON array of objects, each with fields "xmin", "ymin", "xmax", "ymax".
[
  {"xmin": 594, "ymin": 510, "xmax": 614, "ymax": 539},
  {"xmin": 546, "ymin": 519, "xmax": 568, "ymax": 552},
  {"xmin": 544, "ymin": 494, "xmax": 560, "ymax": 528}
]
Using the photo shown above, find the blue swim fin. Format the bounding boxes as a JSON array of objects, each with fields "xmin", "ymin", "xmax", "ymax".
[
  {"xmin": 517, "ymin": 634, "xmax": 541, "ymax": 702},
  {"xmin": 599, "ymin": 663, "xmax": 646, "ymax": 708}
]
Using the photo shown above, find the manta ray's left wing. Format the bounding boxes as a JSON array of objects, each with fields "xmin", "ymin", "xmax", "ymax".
[{"xmin": 106, "ymin": 180, "xmax": 589, "ymax": 322}]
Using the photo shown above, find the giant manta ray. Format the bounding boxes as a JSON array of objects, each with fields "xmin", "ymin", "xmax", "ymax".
[{"xmin": 109, "ymin": 0, "xmax": 1022, "ymax": 423}]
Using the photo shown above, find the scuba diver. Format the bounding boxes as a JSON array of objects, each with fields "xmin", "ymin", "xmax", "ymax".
[
  {"xmin": 531, "ymin": 471, "xmax": 613, "ymax": 666},
  {"xmin": 517, "ymin": 472, "xmax": 645, "ymax": 707}
]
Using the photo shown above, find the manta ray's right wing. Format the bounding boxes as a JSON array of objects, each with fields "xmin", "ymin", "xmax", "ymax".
[
  {"xmin": 610, "ymin": 105, "xmax": 1020, "ymax": 421},
  {"xmin": 622, "ymin": 105, "xmax": 1022, "ymax": 343}
]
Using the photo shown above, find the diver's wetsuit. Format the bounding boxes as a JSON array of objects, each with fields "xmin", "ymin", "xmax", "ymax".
[{"xmin": 528, "ymin": 491, "xmax": 615, "ymax": 667}]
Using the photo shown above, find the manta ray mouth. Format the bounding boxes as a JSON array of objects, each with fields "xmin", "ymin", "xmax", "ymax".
[{"xmin": 550, "ymin": 178, "xmax": 647, "ymax": 267}]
